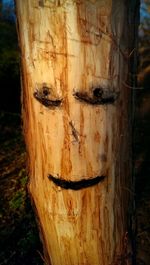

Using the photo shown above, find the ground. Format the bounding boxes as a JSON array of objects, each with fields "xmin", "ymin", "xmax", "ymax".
[
  {"xmin": 0, "ymin": 87, "xmax": 149, "ymax": 264},
  {"xmin": 0, "ymin": 112, "xmax": 43, "ymax": 265}
]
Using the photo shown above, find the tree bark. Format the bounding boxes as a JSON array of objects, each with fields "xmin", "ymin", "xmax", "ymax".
[{"xmin": 15, "ymin": 1, "xmax": 139, "ymax": 264}]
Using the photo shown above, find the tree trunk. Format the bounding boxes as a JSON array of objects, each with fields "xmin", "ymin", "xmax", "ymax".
[{"xmin": 15, "ymin": 1, "xmax": 139, "ymax": 264}]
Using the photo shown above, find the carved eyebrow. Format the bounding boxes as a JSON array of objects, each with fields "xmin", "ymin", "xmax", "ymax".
[
  {"xmin": 48, "ymin": 175, "xmax": 105, "ymax": 190},
  {"xmin": 73, "ymin": 88, "xmax": 119, "ymax": 105}
]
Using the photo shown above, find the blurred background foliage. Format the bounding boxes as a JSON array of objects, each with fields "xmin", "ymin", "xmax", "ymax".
[
  {"xmin": 138, "ymin": 0, "xmax": 150, "ymax": 87},
  {"xmin": 0, "ymin": 0, "xmax": 20, "ymax": 113},
  {"xmin": 0, "ymin": 1, "xmax": 44, "ymax": 264}
]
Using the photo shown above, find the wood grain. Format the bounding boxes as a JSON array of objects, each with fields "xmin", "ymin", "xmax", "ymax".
[{"xmin": 15, "ymin": 0, "xmax": 139, "ymax": 264}]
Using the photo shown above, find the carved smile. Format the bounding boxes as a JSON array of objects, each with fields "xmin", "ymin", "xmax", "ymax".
[{"xmin": 48, "ymin": 175, "xmax": 105, "ymax": 190}]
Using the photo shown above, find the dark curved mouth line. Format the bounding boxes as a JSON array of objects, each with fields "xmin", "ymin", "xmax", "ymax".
[{"xmin": 48, "ymin": 175, "xmax": 105, "ymax": 190}]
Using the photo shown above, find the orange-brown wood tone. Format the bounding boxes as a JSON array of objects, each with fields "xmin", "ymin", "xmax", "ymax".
[{"xmin": 15, "ymin": 1, "xmax": 139, "ymax": 264}]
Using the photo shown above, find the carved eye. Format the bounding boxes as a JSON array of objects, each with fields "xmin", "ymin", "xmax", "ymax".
[
  {"xmin": 93, "ymin": 87, "xmax": 103, "ymax": 98},
  {"xmin": 42, "ymin": 86, "xmax": 50, "ymax": 97},
  {"xmin": 73, "ymin": 87, "xmax": 119, "ymax": 105},
  {"xmin": 34, "ymin": 84, "xmax": 62, "ymax": 108}
]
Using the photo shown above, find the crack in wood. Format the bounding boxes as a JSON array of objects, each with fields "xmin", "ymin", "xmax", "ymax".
[
  {"xmin": 69, "ymin": 121, "xmax": 79, "ymax": 142},
  {"xmin": 48, "ymin": 175, "xmax": 105, "ymax": 190}
]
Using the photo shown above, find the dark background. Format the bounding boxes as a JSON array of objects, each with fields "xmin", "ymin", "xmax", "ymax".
[
  {"xmin": 0, "ymin": 1, "xmax": 44, "ymax": 264},
  {"xmin": 0, "ymin": 0, "xmax": 150, "ymax": 264}
]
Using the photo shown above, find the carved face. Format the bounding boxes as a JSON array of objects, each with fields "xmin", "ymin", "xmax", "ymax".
[
  {"xmin": 24, "ymin": 1, "xmax": 120, "ymax": 190},
  {"xmin": 33, "ymin": 79, "xmax": 118, "ymax": 189}
]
